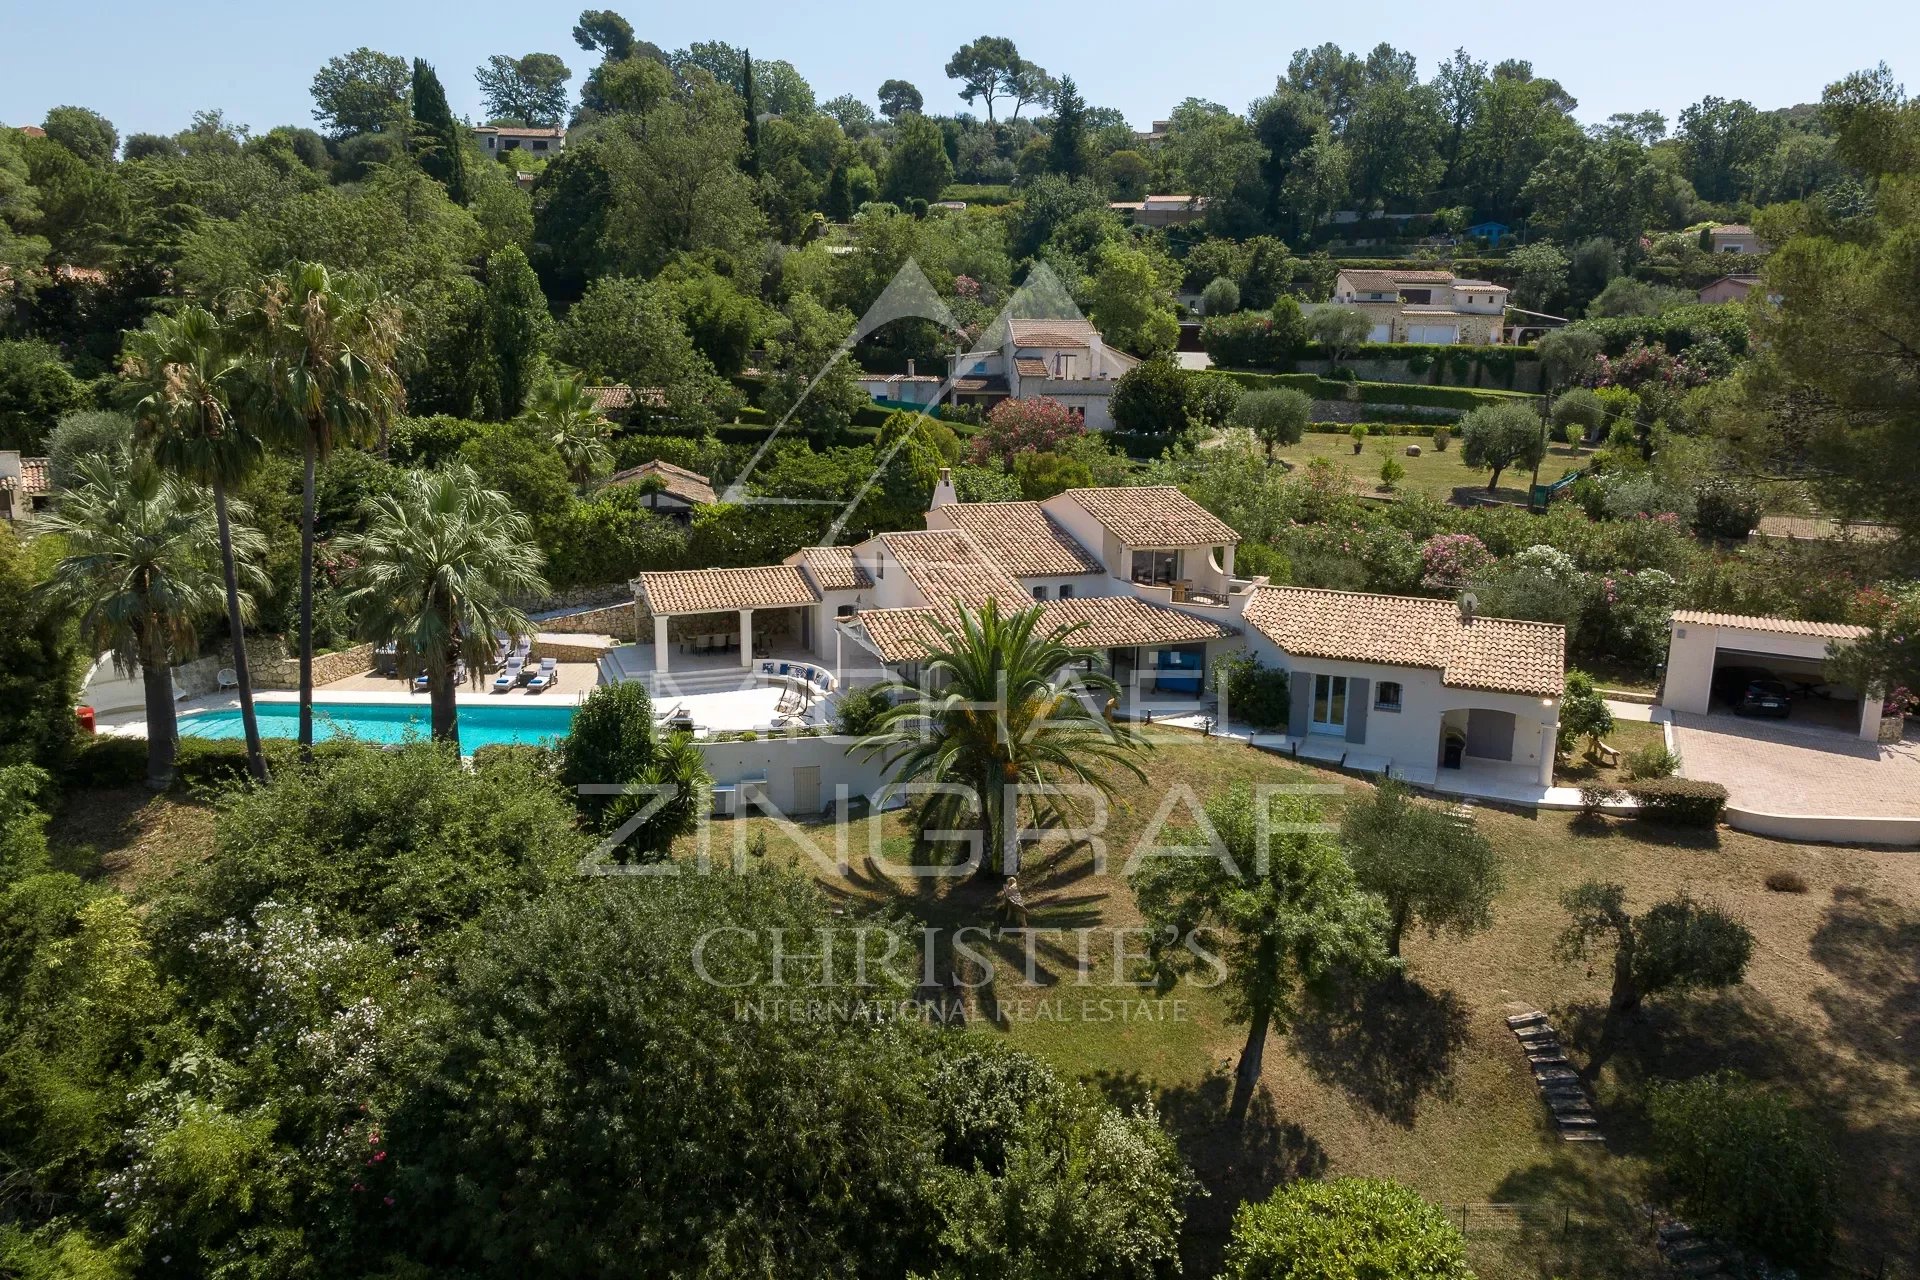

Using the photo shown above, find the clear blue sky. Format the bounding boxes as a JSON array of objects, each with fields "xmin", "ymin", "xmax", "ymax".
[{"xmin": 2, "ymin": 0, "xmax": 1909, "ymax": 140}]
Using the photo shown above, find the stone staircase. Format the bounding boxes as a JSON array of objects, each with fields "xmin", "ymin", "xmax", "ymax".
[
  {"xmin": 1506, "ymin": 1010, "xmax": 1604, "ymax": 1143},
  {"xmin": 1655, "ymin": 1218, "xmax": 1730, "ymax": 1277}
]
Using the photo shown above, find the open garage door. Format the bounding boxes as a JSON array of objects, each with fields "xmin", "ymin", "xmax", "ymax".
[
  {"xmin": 1709, "ymin": 650, "xmax": 1862, "ymax": 732},
  {"xmin": 1664, "ymin": 611, "xmax": 1882, "ymax": 741}
]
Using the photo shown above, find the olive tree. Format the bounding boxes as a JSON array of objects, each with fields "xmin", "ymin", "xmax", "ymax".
[
  {"xmin": 1307, "ymin": 306, "xmax": 1373, "ymax": 364},
  {"xmin": 1458, "ymin": 400, "xmax": 1547, "ymax": 492},
  {"xmin": 1230, "ymin": 387, "xmax": 1312, "ymax": 464},
  {"xmin": 1342, "ymin": 781, "xmax": 1501, "ymax": 958},
  {"xmin": 1556, "ymin": 882, "xmax": 1754, "ymax": 1023}
]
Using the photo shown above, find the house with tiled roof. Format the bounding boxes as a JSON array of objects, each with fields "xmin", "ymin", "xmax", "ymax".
[
  {"xmin": 0, "ymin": 451, "xmax": 52, "ymax": 524},
  {"xmin": 1241, "ymin": 585, "xmax": 1565, "ymax": 785},
  {"xmin": 471, "ymin": 124, "xmax": 565, "ymax": 156},
  {"xmin": 600, "ymin": 459, "xmax": 715, "ymax": 518},
  {"xmin": 1329, "ymin": 269, "xmax": 1509, "ymax": 345},
  {"xmin": 1708, "ymin": 224, "xmax": 1765, "ymax": 255},
  {"xmin": 1107, "ymin": 194, "xmax": 1209, "ymax": 228},
  {"xmin": 944, "ymin": 315, "xmax": 1141, "ymax": 430}
]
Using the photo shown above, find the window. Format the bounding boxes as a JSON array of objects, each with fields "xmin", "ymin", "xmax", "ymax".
[
  {"xmin": 1131, "ymin": 549, "xmax": 1178, "ymax": 586},
  {"xmin": 875, "ymin": 556, "xmax": 883, "ymax": 580},
  {"xmin": 1310, "ymin": 674, "xmax": 1348, "ymax": 732},
  {"xmin": 1031, "ymin": 585, "xmax": 1047, "ymax": 600},
  {"xmin": 1375, "ymin": 680, "xmax": 1402, "ymax": 711},
  {"xmin": 835, "ymin": 604, "xmax": 855, "ymax": 619},
  {"xmin": 531, "ymin": 140, "xmax": 549, "ymax": 151},
  {"xmin": 1058, "ymin": 583, "xmax": 1074, "ymax": 599}
]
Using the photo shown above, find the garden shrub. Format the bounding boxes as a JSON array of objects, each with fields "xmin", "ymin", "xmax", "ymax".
[
  {"xmin": 1623, "ymin": 742, "xmax": 1681, "ymax": 781},
  {"xmin": 1649, "ymin": 1071, "xmax": 1836, "ymax": 1270},
  {"xmin": 1625, "ymin": 777, "xmax": 1728, "ymax": 827},
  {"xmin": 1223, "ymin": 1176, "xmax": 1472, "ymax": 1280},
  {"xmin": 1579, "ymin": 782, "xmax": 1622, "ymax": 816},
  {"xmin": 1764, "ymin": 869, "xmax": 1809, "ymax": 894},
  {"xmin": 558, "ymin": 682, "xmax": 658, "ymax": 824},
  {"xmin": 1431, "ymin": 426, "xmax": 1450, "ymax": 450},
  {"xmin": 1212, "ymin": 653, "xmax": 1291, "ymax": 730},
  {"xmin": 1692, "ymin": 478, "xmax": 1763, "ymax": 540},
  {"xmin": 67, "ymin": 736, "xmax": 151, "ymax": 790},
  {"xmin": 834, "ymin": 684, "xmax": 894, "ymax": 737}
]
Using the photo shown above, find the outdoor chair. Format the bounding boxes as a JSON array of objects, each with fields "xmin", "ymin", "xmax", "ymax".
[
  {"xmin": 526, "ymin": 657, "xmax": 558, "ymax": 692},
  {"xmin": 492, "ymin": 660, "xmax": 522, "ymax": 693}
]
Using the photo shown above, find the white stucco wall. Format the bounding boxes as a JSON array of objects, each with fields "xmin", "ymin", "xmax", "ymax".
[{"xmin": 1662, "ymin": 620, "xmax": 1879, "ymax": 739}]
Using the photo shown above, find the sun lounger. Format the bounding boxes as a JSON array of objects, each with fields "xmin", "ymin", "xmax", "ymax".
[
  {"xmin": 492, "ymin": 660, "xmax": 522, "ymax": 693},
  {"xmin": 526, "ymin": 657, "xmax": 558, "ymax": 692},
  {"xmin": 412, "ymin": 668, "xmax": 431, "ymax": 693}
]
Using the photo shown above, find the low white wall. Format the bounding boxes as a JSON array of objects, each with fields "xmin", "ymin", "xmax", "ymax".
[
  {"xmin": 1723, "ymin": 806, "xmax": 1920, "ymax": 848},
  {"xmin": 696, "ymin": 733, "xmax": 894, "ymax": 816}
]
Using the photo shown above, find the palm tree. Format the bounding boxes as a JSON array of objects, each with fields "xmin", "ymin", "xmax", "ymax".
[
  {"xmin": 336, "ymin": 465, "xmax": 547, "ymax": 753},
  {"xmin": 855, "ymin": 600, "xmax": 1148, "ymax": 878},
  {"xmin": 241, "ymin": 261, "xmax": 407, "ymax": 756},
  {"xmin": 123, "ymin": 306, "xmax": 274, "ymax": 784},
  {"xmin": 37, "ymin": 460, "xmax": 255, "ymax": 789},
  {"xmin": 521, "ymin": 374, "xmax": 614, "ymax": 489}
]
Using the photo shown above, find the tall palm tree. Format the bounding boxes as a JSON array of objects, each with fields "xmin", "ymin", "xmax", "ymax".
[
  {"xmin": 37, "ymin": 460, "xmax": 256, "ymax": 790},
  {"xmin": 241, "ymin": 261, "xmax": 407, "ymax": 756},
  {"xmin": 856, "ymin": 600, "xmax": 1148, "ymax": 877},
  {"xmin": 336, "ymin": 465, "xmax": 547, "ymax": 754},
  {"xmin": 521, "ymin": 374, "xmax": 614, "ymax": 489},
  {"xmin": 123, "ymin": 306, "xmax": 273, "ymax": 784}
]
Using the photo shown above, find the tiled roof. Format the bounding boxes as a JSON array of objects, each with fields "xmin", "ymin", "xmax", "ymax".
[
  {"xmin": 1713, "ymin": 224, "xmax": 1754, "ymax": 235},
  {"xmin": 936, "ymin": 502, "xmax": 1104, "ymax": 576},
  {"xmin": 1668, "ymin": 610, "xmax": 1869, "ymax": 640},
  {"xmin": 1044, "ymin": 595, "xmax": 1238, "ymax": 648},
  {"xmin": 637, "ymin": 565, "xmax": 819, "ymax": 616},
  {"xmin": 1009, "ymin": 318, "xmax": 1098, "ymax": 348},
  {"xmin": 0, "ymin": 457, "xmax": 51, "ymax": 495},
  {"xmin": 584, "ymin": 383, "xmax": 667, "ymax": 413},
  {"xmin": 602, "ymin": 459, "xmax": 715, "ymax": 506},
  {"xmin": 1750, "ymin": 515, "xmax": 1895, "ymax": 543},
  {"xmin": 1339, "ymin": 269, "xmax": 1457, "ymax": 290},
  {"xmin": 952, "ymin": 374, "xmax": 1009, "ymax": 394},
  {"xmin": 475, "ymin": 125, "xmax": 566, "ymax": 138},
  {"xmin": 17, "ymin": 125, "xmax": 45, "ymax": 137},
  {"xmin": 1244, "ymin": 585, "xmax": 1565, "ymax": 697},
  {"xmin": 792, "ymin": 545, "xmax": 873, "ymax": 592},
  {"xmin": 878, "ymin": 529, "xmax": 1029, "ymax": 609},
  {"xmin": 853, "ymin": 595, "xmax": 1236, "ymax": 664},
  {"xmin": 1014, "ymin": 357, "xmax": 1049, "ymax": 377},
  {"xmin": 1061, "ymin": 486, "xmax": 1238, "ymax": 547}
]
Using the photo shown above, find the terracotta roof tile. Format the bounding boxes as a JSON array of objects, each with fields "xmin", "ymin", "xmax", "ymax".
[
  {"xmin": 1060, "ymin": 486, "xmax": 1238, "ymax": 547},
  {"xmin": 877, "ymin": 529, "xmax": 1029, "ymax": 609},
  {"xmin": 952, "ymin": 374, "xmax": 1008, "ymax": 394},
  {"xmin": 1668, "ymin": 610, "xmax": 1869, "ymax": 640},
  {"xmin": 1014, "ymin": 357, "xmax": 1049, "ymax": 377},
  {"xmin": 1244, "ymin": 585, "xmax": 1565, "ymax": 697},
  {"xmin": 1339, "ymin": 269, "xmax": 1459, "ymax": 290},
  {"xmin": 602, "ymin": 459, "xmax": 715, "ymax": 506},
  {"xmin": 637, "ymin": 565, "xmax": 818, "ymax": 616},
  {"xmin": 1713, "ymin": 224, "xmax": 1754, "ymax": 236},
  {"xmin": 793, "ymin": 545, "xmax": 873, "ymax": 592},
  {"xmin": 584, "ymin": 383, "xmax": 668, "ymax": 414},
  {"xmin": 936, "ymin": 501, "xmax": 1104, "ymax": 576},
  {"xmin": 852, "ymin": 595, "xmax": 1236, "ymax": 664},
  {"xmin": 1008, "ymin": 318, "xmax": 1098, "ymax": 348},
  {"xmin": 1, "ymin": 457, "xmax": 51, "ymax": 495}
]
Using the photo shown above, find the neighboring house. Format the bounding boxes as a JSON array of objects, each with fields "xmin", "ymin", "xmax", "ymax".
[
  {"xmin": 1108, "ymin": 194, "xmax": 1208, "ymax": 228},
  {"xmin": 947, "ymin": 317, "xmax": 1141, "ymax": 431},
  {"xmin": 1329, "ymin": 270, "xmax": 1510, "ymax": 345},
  {"xmin": 600, "ymin": 459, "xmax": 716, "ymax": 520},
  {"xmin": 1708, "ymin": 224, "xmax": 1765, "ymax": 254},
  {"xmin": 0, "ymin": 451, "xmax": 52, "ymax": 524},
  {"xmin": 1464, "ymin": 221, "xmax": 1513, "ymax": 246},
  {"xmin": 618, "ymin": 474, "xmax": 1567, "ymax": 786},
  {"xmin": 1697, "ymin": 274, "xmax": 1763, "ymax": 304},
  {"xmin": 855, "ymin": 361, "xmax": 945, "ymax": 408},
  {"xmin": 1242, "ymin": 588, "xmax": 1564, "ymax": 786},
  {"xmin": 471, "ymin": 125, "xmax": 565, "ymax": 156},
  {"xmin": 15, "ymin": 125, "xmax": 45, "ymax": 138},
  {"xmin": 1133, "ymin": 120, "xmax": 1171, "ymax": 147},
  {"xmin": 582, "ymin": 383, "xmax": 667, "ymax": 424}
]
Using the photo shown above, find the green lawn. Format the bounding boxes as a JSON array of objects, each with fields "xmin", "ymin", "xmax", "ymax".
[
  {"xmin": 688, "ymin": 734, "xmax": 1920, "ymax": 1279},
  {"xmin": 1266, "ymin": 431, "xmax": 1589, "ymax": 505}
]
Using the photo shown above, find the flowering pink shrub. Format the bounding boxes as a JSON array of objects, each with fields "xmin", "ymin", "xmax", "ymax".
[
  {"xmin": 1420, "ymin": 532, "xmax": 1493, "ymax": 588},
  {"xmin": 953, "ymin": 274, "xmax": 981, "ymax": 299},
  {"xmin": 969, "ymin": 395, "xmax": 1087, "ymax": 465},
  {"xmin": 1590, "ymin": 339, "xmax": 1712, "ymax": 392}
]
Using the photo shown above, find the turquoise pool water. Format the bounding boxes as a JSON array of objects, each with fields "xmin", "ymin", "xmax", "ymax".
[{"xmin": 177, "ymin": 701, "xmax": 577, "ymax": 750}]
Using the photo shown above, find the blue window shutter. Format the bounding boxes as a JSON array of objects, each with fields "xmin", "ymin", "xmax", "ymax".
[
  {"xmin": 1345, "ymin": 678, "xmax": 1370, "ymax": 743},
  {"xmin": 1288, "ymin": 671, "xmax": 1311, "ymax": 738}
]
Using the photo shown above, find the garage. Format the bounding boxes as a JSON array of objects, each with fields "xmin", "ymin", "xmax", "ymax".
[
  {"xmin": 1406, "ymin": 323, "xmax": 1460, "ymax": 344},
  {"xmin": 1662, "ymin": 610, "xmax": 1881, "ymax": 741}
]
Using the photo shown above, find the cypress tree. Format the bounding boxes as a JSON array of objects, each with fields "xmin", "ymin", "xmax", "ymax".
[
  {"xmin": 412, "ymin": 59, "xmax": 470, "ymax": 204},
  {"xmin": 1047, "ymin": 76, "xmax": 1087, "ymax": 179},
  {"xmin": 485, "ymin": 245, "xmax": 553, "ymax": 419},
  {"xmin": 741, "ymin": 50, "xmax": 760, "ymax": 179}
]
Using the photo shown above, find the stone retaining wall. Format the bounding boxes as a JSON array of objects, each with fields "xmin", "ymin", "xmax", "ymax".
[
  {"xmin": 540, "ymin": 601, "xmax": 638, "ymax": 641},
  {"xmin": 533, "ymin": 636, "xmax": 620, "ymax": 663},
  {"xmin": 251, "ymin": 643, "xmax": 374, "ymax": 689}
]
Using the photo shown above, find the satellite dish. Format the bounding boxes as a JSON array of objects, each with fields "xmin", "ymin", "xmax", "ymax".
[{"xmin": 1458, "ymin": 592, "xmax": 1479, "ymax": 622}]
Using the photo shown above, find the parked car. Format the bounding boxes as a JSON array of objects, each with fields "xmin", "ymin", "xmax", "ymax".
[{"xmin": 1737, "ymin": 676, "xmax": 1793, "ymax": 717}]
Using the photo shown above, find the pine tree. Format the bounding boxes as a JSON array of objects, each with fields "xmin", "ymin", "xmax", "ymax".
[
  {"xmin": 824, "ymin": 164, "xmax": 853, "ymax": 222},
  {"xmin": 412, "ymin": 59, "xmax": 470, "ymax": 205},
  {"xmin": 741, "ymin": 50, "xmax": 760, "ymax": 180}
]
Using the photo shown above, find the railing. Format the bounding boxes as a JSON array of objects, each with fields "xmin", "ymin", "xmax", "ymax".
[{"xmin": 1529, "ymin": 467, "xmax": 1586, "ymax": 513}]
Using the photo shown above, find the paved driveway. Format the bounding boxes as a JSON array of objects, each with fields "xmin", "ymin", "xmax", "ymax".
[{"xmin": 1670, "ymin": 711, "xmax": 1920, "ymax": 818}]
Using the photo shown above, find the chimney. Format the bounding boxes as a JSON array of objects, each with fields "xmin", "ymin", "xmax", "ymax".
[
  {"xmin": 928, "ymin": 466, "xmax": 957, "ymax": 515},
  {"xmin": 906, "ymin": 359, "xmax": 915, "ymax": 377},
  {"xmin": 1458, "ymin": 591, "xmax": 1478, "ymax": 623}
]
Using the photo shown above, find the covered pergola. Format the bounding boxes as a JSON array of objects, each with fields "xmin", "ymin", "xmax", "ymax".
[{"xmin": 633, "ymin": 566, "xmax": 822, "ymax": 675}]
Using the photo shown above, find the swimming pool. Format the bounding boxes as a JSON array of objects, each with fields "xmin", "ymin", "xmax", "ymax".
[{"xmin": 177, "ymin": 700, "xmax": 577, "ymax": 750}]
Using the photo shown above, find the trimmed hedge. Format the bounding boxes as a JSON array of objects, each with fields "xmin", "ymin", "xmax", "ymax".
[
  {"xmin": 1565, "ymin": 304, "xmax": 1751, "ymax": 357},
  {"xmin": 1217, "ymin": 370, "xmax": 1532, "ymax": 410},
  {"xmin": 1625, "ymin": 777, "xmax": 1729, "ymax": 827},
  {"xmin": 66, "ymin": 734, "xmax": 365, "ymax": 793}
]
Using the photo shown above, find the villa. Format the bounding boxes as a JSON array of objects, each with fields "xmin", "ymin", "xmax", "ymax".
[
  {"xmin": 1328, "ymin": 269, "xmax": 1510, "ymax": 345},
  {"xmin": 0, "ymin": 451, "xmax": 52, "ymax": 525},
  {"xmin": 946, "ymin": 317, "xmax": 1141, "ymax": 430},
  {"xmin": 603, "ymin": 472, "xmax": 1565, "ymax": 790},
  {"xmin": 471, "ymin": 124, "xmax": 565, "ymax": 156}
]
